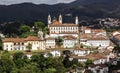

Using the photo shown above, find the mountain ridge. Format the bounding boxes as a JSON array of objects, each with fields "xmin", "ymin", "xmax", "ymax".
[{"xmin": 0, "ymin": 0, "xmax": 120, "ymax": 23}]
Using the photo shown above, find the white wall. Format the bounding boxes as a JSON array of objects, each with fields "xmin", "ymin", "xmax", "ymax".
[
  {"xmin": 45, "ymin": 39, "xmax": 55, "ymax": 48},
  {"xmin": 80, "ymin": 40, "xmax": 110, "ymax": 47},
  {"xmin": 3, "ymin": 42, "xmax": 13, "ymax": 51},
  {"xmin": 63, "ymin": 40, "xmax": 77, "ymax": 48}
]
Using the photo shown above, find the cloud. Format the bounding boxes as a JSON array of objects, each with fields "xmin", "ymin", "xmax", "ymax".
[{"xmin": 0, "ymin": 0, "xmax": 75, "ymax": 5}]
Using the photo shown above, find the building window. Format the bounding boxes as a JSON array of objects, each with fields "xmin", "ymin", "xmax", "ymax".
[
  {"xmin": 18, "ymin": 47, "xmax": 20, "ymax": 50},
  {"xmin": 14, "ymin": 43, "xmax": 16, "ymax": 45},
  {"xmin": 22, "ymin": 47, "xmax": 24, "ymax": 50},
  {"xmin": 22, "ymin": 43, "xmax": 24, "ymax": 45},
  {"xmin": 14, "ymin": 48, "xmax": 17, "ymax": 50},
  {"xmin": 37, "ymin": 47, "xmax": 39, "ymax": 50},
  {"xmin": 6, "ymin": 45, "xmax": 8, "ymax": 47},
  {"xmin": 18, "ymin": 43, "xmax": 20, "ymax": 45},
  {"xmin": 6, "ymin": 48, "xmax": 8, "ymax": 50}
]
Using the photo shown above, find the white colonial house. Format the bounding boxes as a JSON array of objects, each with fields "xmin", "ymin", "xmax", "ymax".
[
  {"xmin": 81, "ymin": 26, "xmax": 107, "ymax": 36},
  {"xmin": 45, "ymin": 37, "xmax": 56, "ymax": 49},
  {"xmin": 63, "ymin": 35, "xmax": 77, "ymax": 48},
  {"xmin": 93, "ymin": 58, "xmax": 107, "ymax": 65},
  {"xmin": 48, "ymin": 14, "xmax": 79, "ymax": 38},
  {"xmin": 44, "ymin": 50, "xmax": 61, "ymax": 57},
  {"xmin": 88, "ymin": 64, "xmax": 108, "ymax": 73},
  {"xmin": 3, "ymin": 36, "xmax": 45, "ymax": 51},
  {"xmin": 92, "ymin": 29, "xmax": 107, "ymax": 36},
  {"xmin": 69, "ymin": 53, "xmax": 107, "ymax": 64},
  {"xmin": 80, "ymin": 34, "xmax": 110, "ymax": 47},
  {"xmin": 50, "ymin": 50, "xmax": 61, "ymax": 57},
  {"xmin": 73, "ymin": 48, "xmax": 91, "ymax": 56}
]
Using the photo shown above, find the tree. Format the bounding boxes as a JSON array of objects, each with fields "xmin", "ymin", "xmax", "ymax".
[
  {"xmin": 44, "ymin": 68, "xmax": 56, "ymax": 73},
  {"xmin": 20, "ymin": 32, "xmax": 37, "ymax": 38},
  {"xmin": 13, "ymin": 52, "xmax": 25, "ymax": 68},
  {"xmin": 63, "ymin": 57, "xmax": 72, "ymax": 68},
  {"xmin": 55, "ymin": 36, "xmax": 63, "ymax": 48},
  {"xmin": 31, "ymin": 53, "xmax": 46, "ymax": 71},
  {"xmin": 43, "ymin": 27, "xmax": 49, "ymax": 34},
  {"xmin": 26, "ymin": 43, "xmax": 32, "ymax": 52},
  {"xmin": 71, "ymin": 58, "xmax": 78, "ymax": 66},
  {"xmin": 1, "ymin": 51, "xmax": 10, "ymax": 59},
  {"xmin": 84, "ymin": 59, "xmax": 93, "ymax": 68},
  {"xmin": 19, "ymin": 64, "xmax": 41, "ymax": 73},
  {"xmin": 63, "ymin": 50, "xmax": 71, "ymax": 57},
  {"xmin": 20, "ymin": 25, "xmax": 30, "ymax": 33},
  {"xmin": 34, "ymin": 21, "xmax": 45, "ymax": 32},
  {"xmin": 0, "ymin": 51, "xmax": 15, "ymax": 73},
  {"xmin": 0, "ymin": 59, "xmax": 15, "ymax": 73}
]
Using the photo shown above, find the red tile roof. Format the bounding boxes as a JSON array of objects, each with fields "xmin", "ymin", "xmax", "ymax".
[
  {"xmin": 81, "ymin": 34, "xmax": 109, "ymax": 40},
  {"xmin": 71, "ymin": 53, "xmax": 107, "ymax": 61},
  {"xmin": 92, "ymin": 29, "xmax": 106, "ymax": 33},
  {"xmin": 49, "ymin": 21, "xmax": 78, "ymax": 27},
  {"xmin": 63, "ymin": 35, "xmax": 77, "ymax": 40},
  {"xmin": 3, "ymin": 38, "xmax": 25, "ymax": 43},
  {"xmin": 74, "ymin": 48, "xmax": 89, "ymax": 51},
  {"xmin": 45, "ymin": 37, "xmax": 55, "ymax": 40},
  {"xmin": 3, "ymin": 36, "xmax": 40, "ymax": 43},
  {"xmin": 25, "ymin": 36, "xmax": 40, "ymax": 41}
]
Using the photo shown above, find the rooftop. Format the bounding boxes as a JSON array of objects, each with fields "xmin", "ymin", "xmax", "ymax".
[
  {"xmin": 81, "ymin": 34, "xmax": 109, "ymax": 40},
  {"xmin": 3, "ymin": 36, "xmax": 40, "ymax": 43},
  {"xmin": 49, "ymin": 20, "xmax": 78, "ymax": 27}
]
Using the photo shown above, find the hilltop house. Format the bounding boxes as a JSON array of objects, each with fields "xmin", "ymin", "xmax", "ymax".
[
  {"xmin": 80, "ymin": 34, "xmax": 110, "ymax": 47},
  {"xmin": 3, "ymin": 36, "xmax": 45, "ymax": 51},
  {"xmin": 73, "ymin": 48, "xmax": 91, "ymax": 56},
  {"xmin": 63, "ymin": 35, "xmax": 78, "ymax": 48},
  {"xmin": 88, "ymin": 64, "xmax": 108, "ymax": 73}
]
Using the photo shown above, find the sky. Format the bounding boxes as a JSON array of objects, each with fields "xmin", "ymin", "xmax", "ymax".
[{"xmin": 0, "ymin": 0, "xmax": 76, "ymax": 5}]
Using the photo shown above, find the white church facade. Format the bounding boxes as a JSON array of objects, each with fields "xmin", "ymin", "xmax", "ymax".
[{"xmin": 48, "ymin": 14, "xmax": 79, "ymax": 38}]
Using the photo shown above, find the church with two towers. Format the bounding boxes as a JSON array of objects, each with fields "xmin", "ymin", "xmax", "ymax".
[{"xmin": 47, "ymin": 14, "xmax": 79, "ymax": 38}]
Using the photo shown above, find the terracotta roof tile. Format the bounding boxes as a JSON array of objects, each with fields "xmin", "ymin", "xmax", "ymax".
[
  {"xmin": 51, "ymin": 21, "xmax": 61, "ymax": 25},
  {"xmin": 49, "ymin": 21, "xmax": 78, "ymax": 27},
  {"xmin": 63, "ymin": 35, "xmax": 77, "ymax": 40},
  {"xmin": 3, "ymin": 38, "xmax": 25, "ymax": 43},
  {"xmin": 25, "ymin": 36, "xmax": 40, "ymax": 41},
  {"xmin": 71, "ymin": 53, "xmax": 107, "ymax": 61},
  {"xmin": 3, "ymin": 36, "xmax": 40, "ymax": 43},
  {"xmin": 75, "ymin": 48, "xmax": 89, "ymax": 51},
  {"xmin": 45, "ymin": 37, "xmax": 55, "ymax": 40},
  {"xmin": 81, "ymin": 34, "xmax": 109, "ymax": 40},
  {"xmin": 92, "ymin": 29, "xmax": 106, "ymax": 33}
]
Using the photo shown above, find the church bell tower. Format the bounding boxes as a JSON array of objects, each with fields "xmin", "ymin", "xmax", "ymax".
[
  {"xmin": 75, "ymin": 16, "xmax": 79, "ymax": 25},
  {"xmin": 48, "ymin": 14, "xmax": 51, "ymax": 24},
  {"xmin": 59, "ymin": 14, "xmax": 62, "ymax": 24}
]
